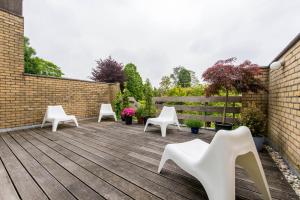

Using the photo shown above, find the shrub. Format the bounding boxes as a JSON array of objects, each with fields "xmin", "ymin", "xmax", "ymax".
[
  {"xmin": 135, "ymin": 106, "xmax": 145, "ymax": 118},
  {"xmin": 113, "ymin": 92, "xmax": 123, "ymax": 119},
  {"xmin": 184, "ymin": 119, "xmax": 203, "ymax": 128},
  {"xmin": 240, "ymin": 107, "xmax": 266, "ymax": 137},
  {"xmin": 144, "ymin": 79, "xmax": 154, "ymax": 116}
]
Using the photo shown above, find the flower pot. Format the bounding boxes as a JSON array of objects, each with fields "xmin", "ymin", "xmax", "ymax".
[
  {"xmin": 121, "ymin": 116, "xmax": 125, "ymax": 121},
  {"xmin": 253, "ymin": 135, "xmax": 265, "ymax": 152},
  {"xmin": 215, "ymin": 122, "xmax": 233, "ymax": 132},
  {"xmin": 191, "ymin": 127, "xmax": 199, "ymax": 134},
  {"xmin": 125, "ymin": 116, "xmax": 133, "ymax": 125},
  {"xmin": 143, "ymin": 116, "xmax": 151, "ymax": 125},
  {"xmin": 137, "ymin": 117, "xmax": 144, "ymax": 124}
]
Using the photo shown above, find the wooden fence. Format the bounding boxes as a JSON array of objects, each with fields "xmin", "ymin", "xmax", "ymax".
[{"xmin": 153, "ymin": 96, "xmax": 242, "ymax": 125}]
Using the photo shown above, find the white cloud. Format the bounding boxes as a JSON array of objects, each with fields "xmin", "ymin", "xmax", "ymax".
[{"xmin": 24, "ymin": 0, "xmax": 300, "ymax": 86}]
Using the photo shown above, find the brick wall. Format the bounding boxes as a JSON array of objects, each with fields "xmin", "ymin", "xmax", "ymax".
[
  {"xmin": 268, "ymin": 40, "xmax": 300, "ymax": 171},
  {"xmin": 242, "ymin": 39, "xmax": 300, "ymax": 172},
  {"xmin": 0, "ymin": 9, "xmax": 119, "ymax": 129}
]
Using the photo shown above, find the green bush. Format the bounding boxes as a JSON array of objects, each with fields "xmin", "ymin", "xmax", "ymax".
[
  {"xmin": 184, "ymin": 119, "xmax": 203, "ymax": 128},
  {"xmin": 113, "ymin": 92, "xmax": 123, "ymax": 119},
  {"xmin": 135, "ymin": 106, "xmax": 145, "ymax": 118},
  {"xmin": 240, "ymin": 107, "xmax": 266, "ymax": 137}
]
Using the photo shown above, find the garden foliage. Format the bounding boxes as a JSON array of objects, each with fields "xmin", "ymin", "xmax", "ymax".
[
  {"xmin": 124, "ymin": 63, "xmax": 144, "ymax": 101},
  {"xmin": 24, "ymin": 37, "xmax": 63, "ymax": 77}
]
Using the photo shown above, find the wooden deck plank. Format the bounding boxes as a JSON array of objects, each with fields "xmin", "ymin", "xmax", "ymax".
[
  {"xmin": 0, "ymin": 135, "xmax": 48, "ymax": 200},
  {"xmin": 19, "ymin": 131, "xmax": 132, "ymax": 200},
  {"xmin": 0, "ymin": 120, "xmax": 297, "ymax": 200},
  {"xmin": 46, "ymin": 128, "xmax": 205, "ymax": 193},
  {"xmin": 17, "ymin": 131, "xmax": 161, "ymax": 200},
  {"xmin": 88, "ymin": 123, "xmax": 295, "ymax": 190},
  {"xmin": 0, "ymin": 158, "xmax": 20, "ymax": 200},
  {"xmin": 2, "ymin": 133, "xmax": 77, "ymax": 200},
  {"xmin": 61, "ymin": 125, "xmax": 297, "ymax": 199},
  {"xmin": 75, "ymin": 123, "xmax": 294, "ymax": 191},
  {"xmin": 10, "ymin": 132, "xmax": 105, "ymax": 200},
  {"xmin": 32, "ymin": 129, "xmax": 205, "ymax": 200}
]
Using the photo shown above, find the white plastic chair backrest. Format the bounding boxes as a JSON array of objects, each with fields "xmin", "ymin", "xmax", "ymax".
[
  {"xmin": 199, "ymin": 126, "xmax": 257, "ymax": 166},
  {"xmin": 47, "ymin": 105, "xmax": 67, "ymax": 118},
  {"xmin": 100, "ymin": 104, "xmax": 113, "ymax": 113},
  {"xmin": 158, "ymin": 106, "xmax": 178, "ymax": 122}
]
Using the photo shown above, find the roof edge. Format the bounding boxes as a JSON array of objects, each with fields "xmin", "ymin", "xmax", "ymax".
[{"xmin": 270, "ymin": 33, "xmax": 300, "ymax": 65}]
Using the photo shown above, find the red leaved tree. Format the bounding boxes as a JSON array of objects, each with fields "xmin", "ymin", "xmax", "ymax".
[
  {"xmin": 202, "ymin": 57, "xmax": 266, "ymax": 124},
  {"xmin": 91, "ymin": 56, "xmax": 125, "ymax": 84}
]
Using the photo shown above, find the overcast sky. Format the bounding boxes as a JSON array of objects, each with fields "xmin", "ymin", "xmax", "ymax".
[{"xmin": 24, "ymin": 0, "xmax": 300, "ymax": 86}]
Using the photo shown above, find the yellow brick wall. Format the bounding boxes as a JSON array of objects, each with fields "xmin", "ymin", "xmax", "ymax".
[
  {"xmin": 0, "ymin": 10, "xmax": 119, "ymax": 129},
  {"xmin": 268, "ymin": 40, "xmax": 300, "ymax": 171}
]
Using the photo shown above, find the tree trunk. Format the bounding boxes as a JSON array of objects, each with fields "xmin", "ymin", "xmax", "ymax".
[{"xmin": 222, "ymin": 90, "xmax": 229, "ymax": 124}]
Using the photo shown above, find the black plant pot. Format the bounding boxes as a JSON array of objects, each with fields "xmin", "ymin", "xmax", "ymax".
[
  {"xmin": 125, "ymin": 116, "xmax": 133, "ymax": 125},
  {"xmin": 253, "ymin": 135, "xmax": 265, "ymax": 152},
  {"xmin": 121, "ymin": 116, "xmax": 125, "ymax": 121},
  {"xmin": 137, "ymin": 117, "xmax": 144, "ymax": 124},
  {"xmin": 215, "ymin": 122, "xmax": 233, "ymax": 132},
  {"xmin": 143, "ymin": 116, "xmax": 151, "ymax": 125},
  {"xmin": 191, "ymin": 127, "xmax": 199, "ymax": 134}
]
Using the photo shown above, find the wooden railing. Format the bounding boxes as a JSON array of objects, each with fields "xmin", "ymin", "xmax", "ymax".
[{"xmin": 153, "ymin": 96, "xmax": 242, "ymax": 125}]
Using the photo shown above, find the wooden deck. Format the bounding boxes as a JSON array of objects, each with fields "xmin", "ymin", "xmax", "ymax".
[{"xmin": 0, "ymin": 120, "xmax": 298, "ymax": 200}]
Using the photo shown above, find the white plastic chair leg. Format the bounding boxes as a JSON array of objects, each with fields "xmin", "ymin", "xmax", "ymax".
[
  {"xmin": 176, "ymin": 122, "xmax": 181, "ymax": 130},
  {"xmin": 98, "ymin": 114, "xmax": 102, "ymax": 123},
  {"xmin": 158, "ymin": 148, "xmax": 170, "ymax": 173},
  {"xmin": 113, "ymin": 114, "xmax": 117, "ymax": 121},
  {"xmin": 160, "ymin": 124, "xmax": 167, "ymax": 137},
  {"xmin": 236, "ymin": 152, "xmax": 272, "ymax": 200},
  {"xmin": 197, "ymin": 171, "xmax": 235, "ymax": 200},
  {"xmin": 41, "ymin": 115, "xmax": 46, "ymax": 128},
  {"xmin": 144, "ymin": 121, "xmax": 150, "ymax": 132},
  {"xmin": 73, "ymin": 118, "xmax": 79, "ymax": 127},
  {"xmin": 52, "ymin": 120, "xmax": 59, "ymax": 132}
]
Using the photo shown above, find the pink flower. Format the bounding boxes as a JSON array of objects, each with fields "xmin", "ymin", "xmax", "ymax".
[{"xmin": 122, "ymin": 108, "xmax": 136, "ymax": 117}]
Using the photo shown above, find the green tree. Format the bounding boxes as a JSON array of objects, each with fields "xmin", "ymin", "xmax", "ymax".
[
  {"xmin": 24, "ymin": 36, "xmax": 63, "ymax": 77},
  {"xmin": 178, "ymin": 68, "xmax": 191, "ymax": 87},
  {"xmin": 159, "ymin": 75, "xmax": 172, "ymax": 95},
  {"xmin": 124, "ymin": 63, "xmax": 144, "ymax": 100},
  {"xmin": 143, "ymin": 79, "xmax": 154, "ymax": 116},
  {"xmin": 170, "ymin": 66, "xmax": 194, "ymax": 88},
  {"xmin": 122, "ymin": 86, "xmax": 130, "ymax": 108}
]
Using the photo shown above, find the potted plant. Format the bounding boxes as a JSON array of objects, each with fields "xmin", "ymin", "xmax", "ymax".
[
  {"xmin": 136, "ymin": 106, "xmax": 145, "ymax": 124},
  {"xmin": 241, "ymin": 106, "xmax": 266, "ymax": 151},
  {"xmin": 202, "ymin": 57, "xmax": 266, "ymax": 131},
  {"xmin": 121, "ymin": 108, "xmax": 136, "ymax": 125},
  {"xmin": 185, "ymin": 119, "xmax": 204, "ymax": 134}
]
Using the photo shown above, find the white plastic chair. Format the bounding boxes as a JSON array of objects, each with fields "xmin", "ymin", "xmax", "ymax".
[
  {"xmin": 158, "ymin": 126, "xmax": 271, "ymax": 200},
  {"xmin": 41, "ymin": 105, "xmax": 79, "ymax": 132},
  {"xmin": 144, "ymin": 106, "xmax": 180, "ymax": 137},
  {"xmin": 98, "ymin": 104, "xmax": 117, "ymax": 122}
]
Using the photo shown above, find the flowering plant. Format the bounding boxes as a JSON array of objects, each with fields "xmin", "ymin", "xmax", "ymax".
[{"xmin": 121, "ymin": 108, "xmax": 136, "ymax": 117}]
